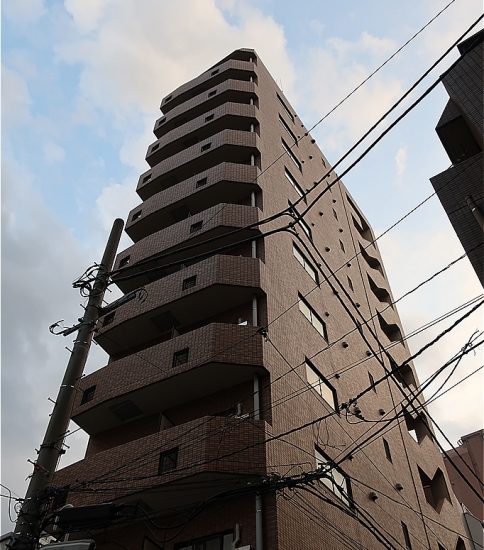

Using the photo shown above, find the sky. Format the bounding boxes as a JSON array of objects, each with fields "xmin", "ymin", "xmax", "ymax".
[{"xmin": 2, "ymin": 0, "xmax": 483, "ymax": 533}]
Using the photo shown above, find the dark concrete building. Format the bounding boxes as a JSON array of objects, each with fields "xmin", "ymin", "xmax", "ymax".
[
  {"xmin": 430, "ymin": 30, "xmax": 484, "ymax": 287},
  {"xmin": 55, "ymin": 49, "xmax": 470, "ymax": 549}
]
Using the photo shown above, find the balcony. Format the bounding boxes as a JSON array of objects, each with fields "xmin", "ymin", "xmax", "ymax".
[
  {"xmin": 54, "ymin": 415, "xmax": 267, "ymax": 512},
  {"xmin": 158, "ymin": 57, "xmax": 256, "ymax": 123},
  {"xmin": 147, "ymin": 102, "xmax": 258, "ymax": 165},
  {"xmin": 138, "ymin": 128, "xmax": 259, "ymax": 200},
  {"xmin": 74, "ymin": 323, "xmax": 265, "ymax": 434},
  {"xmin": 153, "ymin": 79, "xmax": 257, "ymax": 140},
  {"xmin": 113, "ymin": 203, "xmax": 261, "ymax": 292},
  {"xmin": 96, "ymin": 255, "xmax": 264, "ymax": 357},
  {"xmin": 126, "ymin": 163, "xmax": 259, "ymax": 242}
]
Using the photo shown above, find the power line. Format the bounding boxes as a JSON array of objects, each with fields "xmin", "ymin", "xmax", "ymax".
[
  {"xmin": 298, "ymin": 221, "xmax": 484, "ymax": 502},
  {"xmin": 108, "ymin": 14, "xmax": 483, "ymax": 285}
]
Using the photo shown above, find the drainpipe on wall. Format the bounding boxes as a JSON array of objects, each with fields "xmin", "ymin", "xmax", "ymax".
[
  {"xmin": 466, "ymin": 195, "xmax": 484, "ymax": 231},
  {"xmin": 255, "ymin": 493, "xmax": 263, "ymax": 550}
]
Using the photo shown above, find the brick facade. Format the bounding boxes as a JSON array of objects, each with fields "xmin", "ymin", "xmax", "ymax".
[{"xmin": 54, "ymin": 47, "xmax": 470, "ymax": 549}]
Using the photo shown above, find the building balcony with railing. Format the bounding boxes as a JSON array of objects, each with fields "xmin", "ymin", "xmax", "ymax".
[
  {"xmin": 113, "ymin": 203, "xmax": 261, "ymax": 292},
  {"xmin": 54, "ymin": 414, "xmax": 268, "ymax": 513},
  {"xmin": 137, "ymin": 128, "xmax": 260, "ymax": 200},
  {"xmin": 126, "ymin": 163, "xmax": 259, "ymax": 242}
]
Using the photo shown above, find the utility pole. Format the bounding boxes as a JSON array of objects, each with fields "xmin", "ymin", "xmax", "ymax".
[{"xmin": 11, "ymin": 219, "xmax": 124, "ymax": 549}]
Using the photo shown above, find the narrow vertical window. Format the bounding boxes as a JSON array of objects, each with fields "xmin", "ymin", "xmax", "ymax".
[
  {"xmin": 401, "ymin": 522, "xmax": 412, "ymax": 549},
  {"xmin": 298, "ymin": 294, "xmax": 328, "ymax": 341},
  {"xmin": 383, "ymin": 438, "xmax": 392, "ymax": 463},
  {"xmin": 305, "ymin": 360, "xmax": 337, "ymax": 410},
  {"xmin": 293, "ymin": 244, "xmax": 318, "ymax": 283},
  {"xmin": 347, "ymin": 275, "xmax": 354, "ymax": 292},
  {"xmin": 368, "ymin": 372, "xmax": 376, "ymax": 392},
  {"xmin": 282, "ymin": 139, "xmax": 302, "ymax": 171}
]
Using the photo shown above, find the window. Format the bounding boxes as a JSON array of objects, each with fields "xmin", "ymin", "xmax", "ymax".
[
  {"xmin": 196, "ymin": 177, "xmax": 208, "ymax": 187},
  {"xmin": 383, "ymin": 438, "xmax": 392, "ymax": 463},
  {"xmin": 401, "ymin": 522, "xmax": 412, "ymax": 549},
  {"xmin": 289, "ymin": 201, "xmax": 312, "ymax": 240},
  {"xmin": 403, "ymin": 409, "xmax": 432, "ymax": 444},
  {"xmin": 418, "ymin": 467, "xmax": 450, "ymax": 512},
  {"xmin": 132, "ymin": 210, "xmax": 142, "ymax": 221},
  {"xmin": 368, "ymin": 371, "xmax": 377, "ymax": 392},
  {"xmin": 201, "ymin": 142, "xmax": 211, "ymax": 152},
  {"xmin": 157, "ymin": 117, "xmax": 166, "ymax": 126},
  {"xmin": 279, "ymin": 114, "xmax": 298, "ymax": 143},
  {"xmin": 151, "ymin": 143, "xmax": 160, "ymax": 152},
  {"xmin": 102, "ymin": 312, "xmax": 115, "ymax": 327},
  {"xmin": 293, "ymin": 244, "xmax": 318, "ymax": 283},
  {"xmin": 164, "ymin": 94, "xmax": 172, "ymax": 102},
  {"xmin": 190, "ymin": 221, "xmax": 203, "ymax": 233},
  {"xmin": 347, "ymin": 275, "xmax": 354, "ymax": 292},
  {"xmin": 208, "ymin": 89, "xmax": 217, "ymax": 97},
  {"xmin": 298, "ymin": 294, "xmax": 328, "ymax": 341},
  {"xmin": 119, "ymin": 255, "xmax": 131, "ymax": 268},
  {"xmin": 211, "ymin": 69, "xmax": 219, "ymax": 76},
  {"xmin": 142, "ymin": 173, "xmax": 152, "ymax": 183},
  {"xmin": 315, "ymin": 447, "xmax": 352, "ymax": 506},
  {"xmin": 339, "ymin": 240, "xmax": 345, "ymax": 253},
  {"xmin": 81, "ymin": 385, "xmax": 96, "ymax": 405},
  {"xmin": 284, "ymin": 168, "xmax": 305, "ymax": 199},
  {"xmin": 305, "ymin": 360, "xmax": 337, "ymax": 410},
  {"xmin": 276, "ymin": 92, "xmax": 294, "ymax": 122},
  {"xmin": 205, "ymin": 114, "xmax": 214, "ymax": 122},
  {"xmin": 378, "ymin": 312, "xmax": 402, "ymax": 343},
  {"xmin": 158, "ymin": 448, "xmax": 178, "ymax": 474},
  {"xmin": 332, "ymin": 208, "xmax": 338, "ymax": 220},
  {"xmin": 282, "ymin": 139, "xmax": 302, "ymax": 171},
  {"xmin": 368, "ymin": 275, "xmax": 392, "ymax": 305},
  {"xmin": 182, "ymin": 276, "xmax": 197, "ymax": 290},
  {"xmin": 176, "ymin": 532, "xmax": 233, "ymax": 550},
  {"xmin": 172, "ymin": 348, "xmax": 189, "ymax": 368}
]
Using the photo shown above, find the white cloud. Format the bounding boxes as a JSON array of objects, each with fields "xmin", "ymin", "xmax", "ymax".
[
  {"xmin": 395, "ymin": 146, "xmax": 407, "ymax": 176},
  {"xmin": 2, "ymin": 0, "xmax": 46, "ymax": 24},
  {"xmin": 2, "ymin": 65, "xmax": 32, "ymax": 130},
  {"xmin": 377, "ymin": 223, "xmax": 483, "ymax": 446},
  {"xmin": 1, "ymin": 154, "xmax": 108, "ymax": 529},
  {"xmin": 327, "ymin": 31, "xmax": 396, "ymax": 60},
  {"xmin": 54, "ymin": 0, "xmax": 295, "ymax": 226},
  {"xmin": 43, "ymin": 141, "xmax": 66, "ymax": 164},
  {"xmin": 57, "ymin": 0, "xmax": 294, "ymax": 121},
  {"xmin": 419, "ymin": 0, "xmax": 483, "ymax": 59},
  {"xmin": 296, "ymin": 43, "xmax": 403, "ymax": 151},
  {"xmin": 64, "ymin": 0, "xmax": 112, "ymax": 33}
]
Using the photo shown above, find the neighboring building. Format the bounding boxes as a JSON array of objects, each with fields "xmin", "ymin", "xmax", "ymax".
[
  {"xmin": 430, "ymin": 29, "xmax": 484, "ymax": 287},
  {"xmin": 54, "ymin": 49, "xmax": 470, "ymax": 549},
  {"xmin": 443, "ymin": 429, "xmax": 484, "ymax": 549}
]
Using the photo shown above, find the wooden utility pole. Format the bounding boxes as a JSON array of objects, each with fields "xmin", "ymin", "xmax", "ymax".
[{"xmin": 11, "ymin": 219, "xmax": 124, "ymax": 549}]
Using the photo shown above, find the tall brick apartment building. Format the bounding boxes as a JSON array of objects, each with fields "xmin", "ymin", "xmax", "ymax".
[
  {"xmin": 430, "ymin": 29, "xmax": 483, "ymax": 286},
  {"xmin": 54, "ymin": 49, "xmax": 470, "ymax": 549}
]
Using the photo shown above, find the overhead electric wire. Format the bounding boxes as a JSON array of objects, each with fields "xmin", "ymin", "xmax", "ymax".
[
  {"xmin": 66, "ymin": 292, "xmax": 483, "ymax": 493},
  {"xmin": 57, "ymin": 17, "xmax": 484, "ymax": 536},
  {"xmin": 287, "ymin": 491, "xmax": 371, "ymax": 550},
  {"xmin": 298, "ymin": 485, "xmax": 399, "ymax": 549},
  {"xmin": 107, "ymin": 14, "xmax": 483, "ymax": 286},
  {"xmin": 76, "ymin": 244, "xmax": 474, "ymax": 488},
  {"xmin": 295, "ymin": 212, "xmax": 484, "ymax": 502}
]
